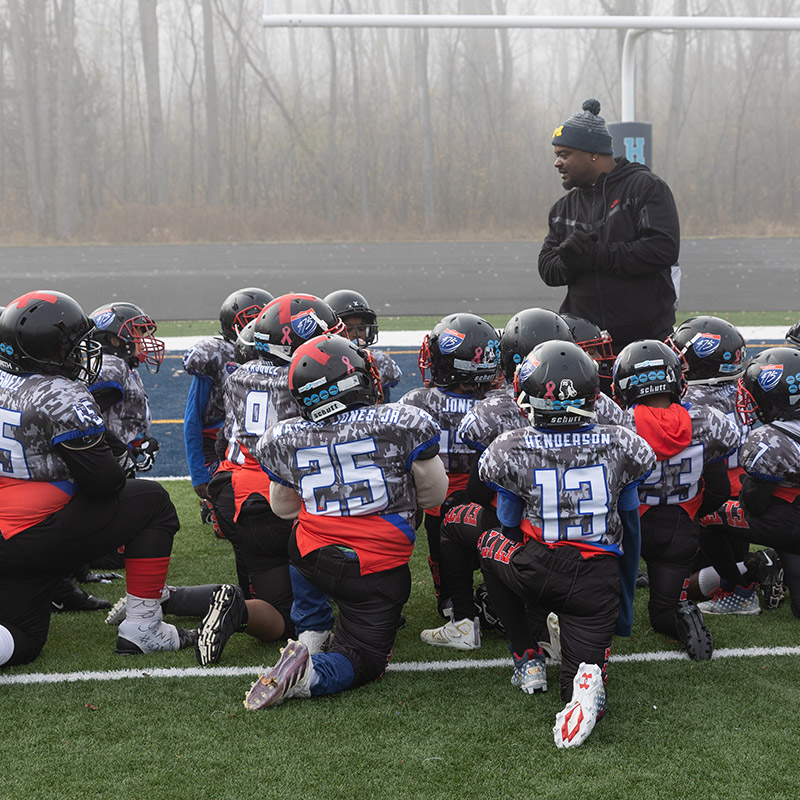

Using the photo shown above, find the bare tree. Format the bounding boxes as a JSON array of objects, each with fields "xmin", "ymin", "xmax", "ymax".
[
  {"xmin": 138, "ymin": 0, "xmax": 168, "ymax": 205},
  {"xmin": 414, "ymin": 1, "xmax": 436, "ymax": 233},
  {"xmin": 54, "ymin": 0, "xmax": 78, "ymax": 238},
  {"xmin": 202, "ymin": 0, "xmax": 221, "ymax": 204}
]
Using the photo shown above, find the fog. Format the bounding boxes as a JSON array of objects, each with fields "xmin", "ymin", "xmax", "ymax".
[{"xmin": 3, "ymin": 0, "xmax": 797, "ymax": 242}]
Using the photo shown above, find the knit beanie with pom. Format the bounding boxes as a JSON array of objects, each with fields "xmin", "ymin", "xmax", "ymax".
[{"xmin": 551, "ymin": 98, "xmax": 613, "ymax": 155}]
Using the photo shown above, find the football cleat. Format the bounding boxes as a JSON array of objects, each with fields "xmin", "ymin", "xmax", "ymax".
[
  {"xmin": 297, "ymin": 628, "xmax": 333, "ymax": 655},
  {"xmin": 196, "ymin": 584, "xmax": 248, "ymax": 666},
  {"xmin": 553, "ymin": 663, "xmax": 606, "ymax": 749},
  {"xmin": 105, "ymin": 585, "xmax": 174, "ymax": 626},
  {"xmin": 420, "ymin": 617, "xmax": 481, "ymax": 650},
  {"xmin": 675, "ymin": 599, "xmax": 713, "ymax": 660},
  {"xmin": 745, "ymin": 549, "xmax": 785, "ymax": 610},
  {"xmin": 511, "ymin": 648, "xmax": 547, "ymax": 694},
  {"xmin": 636, "ymin": 568, "xmax": 650, "ymax": 589},
  {"xmin": 114, "ymin": 619, "xmax": 197, "ymax": 655},
  {"xmin": 244, "ymin": 640, "xmax": 313, "ymax": 710},
  {"xmin": 51, "ymin": 577, "xmax": 111, "ymax": 612},
  {"xmin": 538, "ymin": 612, "xmax": 562, "ymax": 662},
  {"xmin": 697, "ymin": 583, "xmax": 761, "ymax": 616}
]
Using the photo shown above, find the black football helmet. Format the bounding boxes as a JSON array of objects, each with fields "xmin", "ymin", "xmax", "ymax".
[
  {"xmin": 500, "ymin": 308, "xmax": 573, "ymax": 384},
  {"xmin": 612, "ymin": 339, "xmax": 686, "ymax": 408},
  {"xmin": 234, "ymin": 319, "xmax": 259, "ymax": 365},
  {"xmin": 324, "ymin": 289, "xmax": 379, "ymax": 346},
  {"xmin": 253, "ymin": 293, "xmax": 346, "ymax": 365},
  {"xmin": 90, "ymin": 301, "xmax": 165, "ymax": 372},
  {"xmin": 668, "ymin": 315, "xmax": 746, "ymax": 384},
  {"xmin": 559, "ymin": 313, "xmax": 615, "ymax": 379},
  {"xmin": 786, "ymin": 319, "xmax": 800, "ymax": 347},
  {"xmin": 219, "ymin": 287, "xmax": 275, "ymax": 343},
  {"xmin": 514, "ymin": 340, "xmax": 599, "ymax": 428},
  {"xmin": 736, "ymin": 346, "xmax": 800, "ymax": 425},
  {"xmin": 0, "ymin": 290, "xmax": 102, "ymax": 384},
  {"xmin": 419, "ymin": 313, "xmax": 500, "ymax": 388},
  {"xmin": 289, "ymin": 334, "xmax": 382, "ymax": 421}
]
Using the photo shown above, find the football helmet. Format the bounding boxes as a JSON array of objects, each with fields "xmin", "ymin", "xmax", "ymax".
[
  {"xmin": 500, "ymin": 308, "xmax": 573, "ymax": 384},
  {"xmin": 219, "ymin": 287, "xmax": 275, "ymax": 343},
  {"xmin": 612, "ymin": 339, "xmax": 686, "ymax": 409},
  {"xmin": 786, "ymin": 319, "xmax": 800, "ymax": 347},
  {"xmin": 253, "ymin": 293, "xmax": 345, "ymax": 364},
  {"xmin": 234, "ymin": 319, "xmax": 259, "ymax": 365},
  {"xmin": 289, "ymin": 334, "xmax": 382, "ymax": 421},
  {"xmin": 736, "ymin": 346, "xmax": 800, "ymax": 425},
  {"xmin": 324, "ymin": 289, "xmax": 379, "ymax": 346},
  {"xmin": 90, "ymin": 301, "xmax": 165, "ymax": 372},
  {"xmin": 0, "ymin": 290, "xmax": 102, "ymax": 384},
  {"xmin": 559, "ymin": 313, "xmax": 615, "ymax": 379},
  {"xmin": 668, "ymin": 315, "xmax": 746, "ymax": 384},
  {"xmin": 419, "ymin": 313, "xmax": 500, "ymax": 388},
  {"xmin": 514, "ymin": 340, "xmax": 598, "ymax": 428}
]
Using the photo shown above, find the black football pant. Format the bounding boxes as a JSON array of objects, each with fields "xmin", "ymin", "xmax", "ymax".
[
  {"xmin": 698, "ymin": 497, "xmax": 800, "ymax": 614},
  {"xmin": 640, "ymin": 505, "xmax": 699, "ymax": 638},
  {"xmin": 207, "ymin": 469, "xmax": 255, "ymax": 599},
  {"xmin": 288, "ymin": 532, "xmax": 409, "ymax": 689},
  {"xmin": 230, "ymin": 494, "xmax": 294, "ymax": 637},
  {"xmin": 478, "ymin": 529, "xmax": 618, "ymax": 702},
  {"xmin": 439, "ymin": 502, "xmax": 499, "ymax": 621},
  {"xmin": 0, "ymin": 479, "xmax": 178, "ymax": 666}
]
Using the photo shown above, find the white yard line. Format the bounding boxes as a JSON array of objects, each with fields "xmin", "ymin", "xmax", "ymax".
[{"xmin": 2, "ymin": 645, "xmax": 798, "ymax": 686}]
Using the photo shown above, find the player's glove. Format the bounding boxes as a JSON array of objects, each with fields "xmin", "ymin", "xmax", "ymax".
[
  {"xmin": 132, "ymin": 436, "xmax": 160, "ymax": 473},
  {"xmin": 557, "ymin": 230, "xmax": 599, "ymax": 272}
]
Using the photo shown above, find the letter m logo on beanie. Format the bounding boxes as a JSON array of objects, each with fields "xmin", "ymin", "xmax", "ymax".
[{"xmin": 553, "ymin": 125, "xmax": 564, "ymax": 138}]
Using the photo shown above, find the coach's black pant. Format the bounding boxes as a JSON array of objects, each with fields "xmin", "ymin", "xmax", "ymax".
[
  {"xmin": 288, "ymin": 532, "xmax": 410, "ymax": 689},
  {"xmin": 0, "ymin": 479, "xmax": 179, "ymax": 666},
  {"xmin": 478, "ymin": 529, "xmax": 619, "ymax": 702}
]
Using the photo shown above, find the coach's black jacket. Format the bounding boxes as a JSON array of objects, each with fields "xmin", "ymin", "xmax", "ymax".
[{"xmin": 538, "ymin": 157, "xmax": 680, "ymax": 351}]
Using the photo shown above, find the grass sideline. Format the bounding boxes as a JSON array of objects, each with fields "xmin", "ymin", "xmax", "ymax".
[
  {"xmin": 157, "ymin": 310, "xmax": 798, "ymax": 339},
  {"xmin": 3, "ymin": 480, "xmax": 800, "ymax": 799}
]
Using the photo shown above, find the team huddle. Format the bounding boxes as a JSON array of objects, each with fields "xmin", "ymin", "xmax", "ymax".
[{"xmin": 1, "ymin": 286, "xmax": 799, "ymax": 750}]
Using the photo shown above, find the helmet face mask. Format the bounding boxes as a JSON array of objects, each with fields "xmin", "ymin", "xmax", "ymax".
[
  {"xmin": 253, "ymin": 293, "xmax": 346, "ymax": 365},
  {"xmin": 514, "ymin": 341, "xmax": 599, "ymax": 428},
  {"xmin": 289, "ymin": 334, "xmax": 382, "ymax": 421},
  {"xmin": 0, "ymin": 290, "xmax": 103, "ymax": 385},
  {"xmin": 90, "ymin": 302, "xmax": 165, "ymax": 372},
  {"xmin": 668, "ymin": 315, "xmax": 746, "ymax": 384},
  {"xmin": 419, "ymin": 313, "xmax": 500, "ymax": 389},
  {"xmin": 219, "ymin": 288, "xmax": 275, "ymax": 343},
  {"xmin": 500, "ymin": 308, "xmax": 573, "ymax": 384},
  {"xmin": 559, "ymin": 313, "xmax": 615, "ymax": 379},
  {"xmin": 735, "ymin": 346, "xmax": 800, "ymax": 425},
  {"xmin": 324, "ymin": 289, "xmax": 379, "ymax": 346},
  {"xmin": 612, "ymin": 339, "xmax": 686, "ymax": 408},
  {"xmin": 234, "ymin": 319, "xmax": 259, "ymax": 365}
]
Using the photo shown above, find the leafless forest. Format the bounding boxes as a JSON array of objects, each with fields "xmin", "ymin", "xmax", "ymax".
[{"xmin": 2, "ymin": 0, "xmax": 798, "ymax": 243}]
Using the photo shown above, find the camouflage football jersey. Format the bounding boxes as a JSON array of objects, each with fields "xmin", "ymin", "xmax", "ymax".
[
  {"xmin": 459, "ymin": 384, "xmax": 630, "ymax": 452},
  {"xmin": 685, "ymin": 382, "xmax": 748, "ymax": 476},
  {"xmin": 635, "ymin": 404, "xmax": 739, "ymax": 508},
  {"xmin": 370, "ymin": 348, "xmax": 403, "ymax": 391},
  {"xmin": 91, "ymin": 353, "xmax": 151, "ymax": 444},
  {"xmin": 399, "ymin": 387, "xmax": 480, "ymax": 476},
  {"xmin": 182, "ymin": 336, "xmax": 235, "ymax": 426},
  {"xmin": 222, "ymin": 359, "xmax": 297, "ymax": 464},
  {"xmin": 739, "ymin": 420, "xmax": 800, "ymax": 492},
  {"xmin": 257, "ymin": 403, "xmax": 441, "ymax": 573},
  {"xmin": 0, "ymin": 371, "xmax": 106, "ymax": 537},
  {"xmin": 478, "ymin": 424, "xmax": 655, "ymax": 555}
]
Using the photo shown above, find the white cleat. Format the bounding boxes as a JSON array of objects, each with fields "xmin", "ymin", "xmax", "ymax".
[
  {"xmin": 297, "ymin": 629, "xmax": 333, "ymax": 655},
  {"xmin": 553, "ymin": 662, "xmax": 606, "ymax": 749},
  {"xmin": 420, "ymin": 616, "xmax": 481, "ymax": 650}
]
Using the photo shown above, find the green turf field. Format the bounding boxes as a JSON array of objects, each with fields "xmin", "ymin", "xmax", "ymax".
[
  {"xmin": 3, "ymin": 480, "xmax": 799, "ymax": 800},
  {"xmin": 157, "ymin": 310, "xmax": 798, "ymax": 339}
]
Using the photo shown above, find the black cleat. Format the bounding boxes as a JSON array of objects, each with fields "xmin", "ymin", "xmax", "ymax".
[
  {"xmin": 675, "ymin": 599, "xmax": 713, "ymax": 661},
  {"xmin": 636, "ymin": 568, "xmax": 650, "ymax": 588},
  {"xmin": 745, "ymin": 549, "xmax": 785, "ymax": 610},
  {"xmin": 195, "ymin": 584, "xmax": 248, "ymax": 666},
  {"xmin": 51, "ymin": 577, "xmax": 111, "ymax": 612}
]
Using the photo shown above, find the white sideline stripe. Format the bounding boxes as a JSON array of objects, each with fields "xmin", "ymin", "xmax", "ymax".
[
  {"xmin": 2, "ymin": 645, "xmax": 799, "ymax": 686},
  {"xmin": 162, "ymin": 327, "xmax": 789, "ymax": 353}
]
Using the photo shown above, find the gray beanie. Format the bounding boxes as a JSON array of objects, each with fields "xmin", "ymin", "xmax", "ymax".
[{"xmin": 551, "ymin": 98, "xmax": 613, "ymax": 155}]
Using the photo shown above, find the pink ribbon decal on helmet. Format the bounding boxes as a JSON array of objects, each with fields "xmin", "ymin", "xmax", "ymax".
[
  {"xmin": 342, "ymin": 356, "xmax": 355, "ymax": 374},
  {"xmin": 281, "ymin": 325, "xmax": 293, "ymax": 344},
  {"xmin": 544, "ymin": 381, "xmax": 556, "ymax": 400},
  {"xmin": 472, "ymin": 347, "xmax": 483, "ymax": 363}
]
